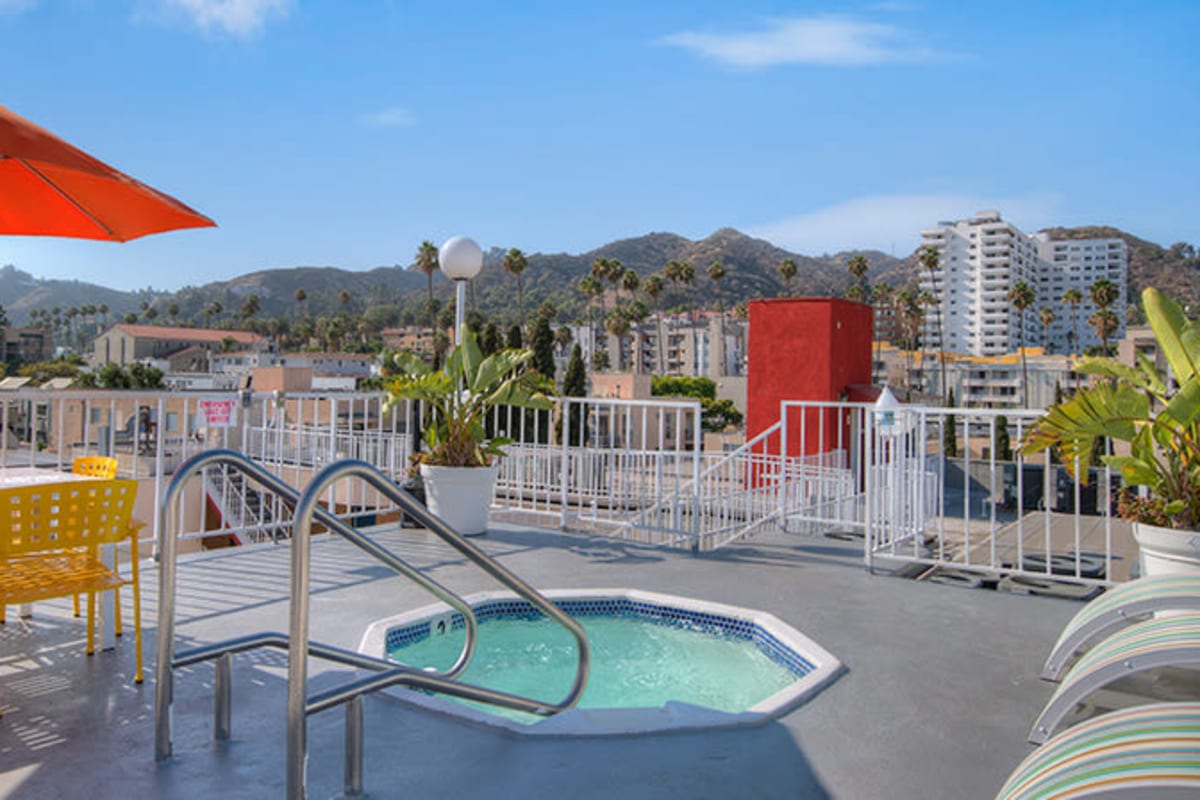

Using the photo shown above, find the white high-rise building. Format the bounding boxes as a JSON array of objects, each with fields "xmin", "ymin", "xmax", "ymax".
[
  {"xmin": 918, "ymin": 211, "xmax": 1127, "ymax": 357},
  {"xmin": 1032, "ymin": 233, "xmax": 1128, "ymax": 354}
]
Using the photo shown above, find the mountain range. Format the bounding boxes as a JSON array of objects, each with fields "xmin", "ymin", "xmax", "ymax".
[{"xmin": 1, "ymin": 226, "xmax": 1196, "ymax": 330}]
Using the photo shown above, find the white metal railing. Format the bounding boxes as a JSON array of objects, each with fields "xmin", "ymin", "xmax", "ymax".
[
  {"xmin": 0, "ymin": 389, "xmax": 416, "ymax": 548},
  {"xmin": 0, "ymin": 388, "xmax": 1129, "ymax": 584},
  {"xmin": 863, "ymin": 405, "xmax": 1123, "ymax": 587},
  {"xmin": 490, "ymin": 397, "xmax": 704, "ymax": 545},
  {"xmin": 620, "ymin": 406, "xmax": 863, "ymax": 551}
]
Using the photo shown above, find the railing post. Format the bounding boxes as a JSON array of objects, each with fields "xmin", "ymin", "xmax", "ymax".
[
  {"xmin": 214, "ymin": 652, "xmax": 232, "ymax": 740},
  {"xmin": 863, "ymin": 404, "xmax": 874, "ymax": 572},
  {"xmin": 560, "ymin": 399, "xmax": 570, "ymax": 530},
  {"xmin": 344, "ymin": 696, "xmax": 364, "ymax": 798},
  {"xmin": 287, "ymin": 479, "xmax": 313, "ymax": 800},
  {"xmin": 691, "ymin": 401, "xmax": 702, "ymax": 551}
]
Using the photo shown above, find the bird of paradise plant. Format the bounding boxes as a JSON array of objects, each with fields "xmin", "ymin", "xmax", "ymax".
[
  {"xmin": 384, "ymin": 330, "xmax": 554, "ymax": 468},
  {"xmin": 1020, "ymin": 288, "xmax": 1199, "ymax": 529}
]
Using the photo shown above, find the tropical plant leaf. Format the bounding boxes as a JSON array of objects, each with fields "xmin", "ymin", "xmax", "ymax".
[
  {"xmin": 1020, "ymin": 382, "xmax": 1147, "ymax": 480},
  {"xmin": 386, "ymin": 330, "xmax": 556, "ymax": 467},
  {"xmin": 392, "ymin": 351, "xmax": 432, "ymax": 377},
  {"xmin": 1074, "ymin": 355, "xmax": 1159, "ymax": 396},
  {"xmin": 1163, "ymin": 378, "xmax": 1200, "ymax": 431},
  {"xmin": 1103, "ymin": 454, "xmax": 1164, "ymax": 487},
  {"xmin": 1145, "ymin": 287, "xmax": 1199, "ymax": 385}
]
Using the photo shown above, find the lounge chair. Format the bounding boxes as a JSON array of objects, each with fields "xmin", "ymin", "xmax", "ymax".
[
  {"xmin": 1030, "ymin": 612, "xmax": 1200, "ymax": 744},
  {"xmin": 1042, "ymin": 575, "xmax": 1200, "ymax": 681},
  {"xmin": 998, "ymin": 702, "xmax": 1200, "ymax": 799}
]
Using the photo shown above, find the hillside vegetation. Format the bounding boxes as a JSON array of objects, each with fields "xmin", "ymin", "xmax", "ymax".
[{"xmin": 2, "ymin": 225, "xmax": 1196, "ymax": 335}]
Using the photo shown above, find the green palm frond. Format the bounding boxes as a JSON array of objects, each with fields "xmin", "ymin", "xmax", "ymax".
[
  {"xmin": 384, "ymin": 331, "xmax": 556, "ymax": 467},
  {"xmin": 1020, "ymin": 288, "xmax": 1199, "ymax": 529}
]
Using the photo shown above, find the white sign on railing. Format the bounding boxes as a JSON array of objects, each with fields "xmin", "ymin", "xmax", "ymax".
[{"xmin": 198, "ymin": 398, "xmax": 238, "ymax": 428}]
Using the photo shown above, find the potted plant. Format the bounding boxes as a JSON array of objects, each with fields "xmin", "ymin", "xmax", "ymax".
[
  {"xmin": 1020, "ymin": 287, "xmax": 1199, "ymax": 576},
  {"xmin": 385, "ymin": 330, "xmax": 554, "ymax": 535}
]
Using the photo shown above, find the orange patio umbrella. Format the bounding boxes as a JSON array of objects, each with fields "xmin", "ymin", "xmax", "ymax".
[{"xmin": 0, "ymin": 103, "xmax": 215, "ymax": 242}]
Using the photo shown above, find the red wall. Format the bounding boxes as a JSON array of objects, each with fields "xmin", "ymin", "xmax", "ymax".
[{"xmin": 747, "ymin": 298, "xmax": 873, "ymax": 458}]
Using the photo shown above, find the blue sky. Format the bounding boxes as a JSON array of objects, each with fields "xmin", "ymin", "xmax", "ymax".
[{"xmin": 1, "ymin": 0, "xmax": 1197, "ymax": 291}]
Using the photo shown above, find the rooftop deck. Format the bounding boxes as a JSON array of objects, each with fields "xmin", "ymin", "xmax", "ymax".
[{"xmin": 0, "ymin": 521, "xmax": 1114, "ymax": 799}]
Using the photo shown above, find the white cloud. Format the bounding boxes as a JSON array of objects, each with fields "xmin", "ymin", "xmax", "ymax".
[
  {"xmin": 153, "ymin": 0, "xmax": 292, "ymax": 38},
  {"xmin": 747, "ymin": 193, "xmax": 1064, "ymax": 256},
  {"xmin": 359, "ymin": 107, "xmax": 418, "ymax": 129},
  {"xmin": 659, "ymin": 15, "xmax": 949, "ymax": 68},
  {"xmin": 0, "ymin": 0, "xmax": 36, "ymax": 14}
]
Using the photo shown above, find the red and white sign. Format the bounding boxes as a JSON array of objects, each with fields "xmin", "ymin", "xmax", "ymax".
[{"xmin": 198, "ymin": 398, "xmax": 238, "ymax": 428}]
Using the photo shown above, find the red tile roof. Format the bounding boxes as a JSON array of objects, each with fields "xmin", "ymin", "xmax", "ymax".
[{"xmin": 113, "ymin": 324, "xmax": 263, "ymax": 344}]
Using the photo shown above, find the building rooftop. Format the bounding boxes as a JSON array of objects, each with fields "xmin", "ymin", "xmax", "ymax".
[
  {"xmin": 110, "ymin": 324, "xmax": 264, "ymax": 345},
  {"xmin": 0, "ymin": 521, "xmax": 1133, "ymax": 799}
]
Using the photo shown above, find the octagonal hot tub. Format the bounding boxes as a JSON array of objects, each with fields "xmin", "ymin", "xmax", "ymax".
[{"xmin": 358, "ymin": 589, "xmax": 844, "ymax": 735}]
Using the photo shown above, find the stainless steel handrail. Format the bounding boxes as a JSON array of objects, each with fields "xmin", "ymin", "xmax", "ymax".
[
  {"xmin": 154, "ymin": 449, "xmax": 480, "ymax": 762},
  {"xmin": 287, "ymin": 459, "xmax": 592, "ymax": 800}
]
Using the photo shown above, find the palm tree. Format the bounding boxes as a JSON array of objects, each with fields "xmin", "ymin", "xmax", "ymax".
[
  {"xmin": 919, "ymin": 246, "xmax": 947, "ymax": 404},
  {"xmin": 1039, "ymin": 306, "xmax": 1056, "ymax": 353},
  {"xmin": 1088, "ymin": 307, "xmax": 1121, "ymax": 361},
  {"xmin": 670, "ymin": 261, "xmax": 698, "ymax": 374},
  {"xmin": 1089, "ymin": 278, "xmax": 1120, "ymax": 356},
  {"xmin": 502, "ymin": 247, "xmax": 528, "ymax": 332},
  {"xmin": 97, "ymin": 303, "xmax": 108, "ymax": 330},
  {"xmin": 205, "ymin": 301, "xmax": 222, "ymax": 328},
  {"xmin": 708, "ymin": 261, "xmax": 727, "ymax": 375},
  {"xmin": 918, "ymin": 290, "xmax": 938, "ymax": 398},
  {"xmin": 847, "ymin": 254, "xmax": 869, "ymax": 302},
  {"xmin": 578, "ymin": 274, "xmax": 603, "ymax": 367},
  {"xmin": 620, "ymin": 267, "xmax": 639, "ymax": 300},
  {"xmin": 778, "ymin": 258, "xmax": 797, "ymax": 297},
  {"xmin": 1007, "ymin": 280, "xmax": 1036, "ymax": 406},
  {"xmin": 414, "ymin": 240, "xmax": 439, "ymax": 345},
  {"xmin": 293, "ymin": 289, "xmax": 307, "ymax": 324},
  {"xmin": 707, "ymin": 261, "xmax": 726, "ymax": 311},
  {"xmin": 603, "ymin": 258, "xmax": 624, "ymax": 308},
  {"xmin": 604, "ymin": 309, "xmax": 631, "ymax": 372},
  {"xmin": 553, "ymin": 325, "xmax": 573, "ymax": 354},
  {"xmin": 240, "ymin": 294, "xmax": 261, "ymax": 326},
  {"xmin": 167, "ymin": 303, "xmax": 179, "ymax": 326},
  {"xmin": 1061, "ymin": 287, "xmax": 1083, "ymax": 356},
  {"xmin": 642, "ymin": 274, "xmax": 666, "ymax": 375},
  {"xmin": 895, "ymin": 289, "xmax": 923, "ymax": 397},
  {"xmin": 871, "ymin": 282, "xmax": 894, "ymax": 371}
]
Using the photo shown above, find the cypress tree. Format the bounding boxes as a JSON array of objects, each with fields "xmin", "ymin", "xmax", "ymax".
[
  {"xmin": 943, "ymin": 388, "xmax": 958, "ymax": 458},
  {"xmin": 482, "ymin": 322, "xmax": 502, "ymax": 356},
  {"xmin": 995, "ymin": 415, "xmax": 1013, "ymax": 462},
  {"xmin": 530, "ymin": 317, "xmax": 555, "ymax": 382},
  {"xmin": 506, "ymin": 324, "xmax": 523, "ymax": 350},
  {"xmin": 560, "ymin": 344, "xmax": 588, "ymax": 445}
]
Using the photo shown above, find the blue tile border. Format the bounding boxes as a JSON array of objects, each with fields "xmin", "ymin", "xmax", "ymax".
[{"xmin": 384, "ymin": 595, "xmax": 815, "ymax": 677}]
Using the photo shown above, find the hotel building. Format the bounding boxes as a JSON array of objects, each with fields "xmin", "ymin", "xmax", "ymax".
[{"xmin": 918, "ymin": 211, "xmax": 1127, "ymax": 356}]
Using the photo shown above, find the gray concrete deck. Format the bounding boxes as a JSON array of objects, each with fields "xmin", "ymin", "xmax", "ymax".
[{"xmin": 2, "ymin": 522, "xmax": 1098, "ymax": 799}]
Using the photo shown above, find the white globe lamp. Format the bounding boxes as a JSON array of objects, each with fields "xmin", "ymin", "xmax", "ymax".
[{"xmin": 439, "ymin": 236, "xmax": 483, "ymax": 344}]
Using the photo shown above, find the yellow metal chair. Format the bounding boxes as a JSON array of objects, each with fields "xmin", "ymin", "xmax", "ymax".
[
  {"xmin": 70, "ymin": 456, "xmax": 120, "ymax": 622},
  {"xmin": 0, "ymin": 479, "xmax": 144, "ymax": 714},
  {"xmin": 72, "ymin": 456, "xmax": 119, "ymax": 479}
]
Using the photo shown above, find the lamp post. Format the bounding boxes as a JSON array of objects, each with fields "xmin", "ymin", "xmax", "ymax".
[{"xmin": 439, "ymin": 235, "xmax": 483, "ymax": 346}]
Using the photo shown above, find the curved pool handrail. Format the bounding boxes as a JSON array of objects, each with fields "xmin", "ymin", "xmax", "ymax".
[
  {"xmin": 287, "ymin": 458, "xmax": 592, "ymax": 800},
  {"xmin": 153, "ymin": 449, "xmax": 481, "ymax": 762}
]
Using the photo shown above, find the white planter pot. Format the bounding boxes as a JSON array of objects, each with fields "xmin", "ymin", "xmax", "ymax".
[
  {"xmin": 419, "ymin": 463, "xmax": 499, "ymax": 537},
  {"xmin": 1132, "ymin": 521, "xmax": 1200, "ymax": 577}
]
